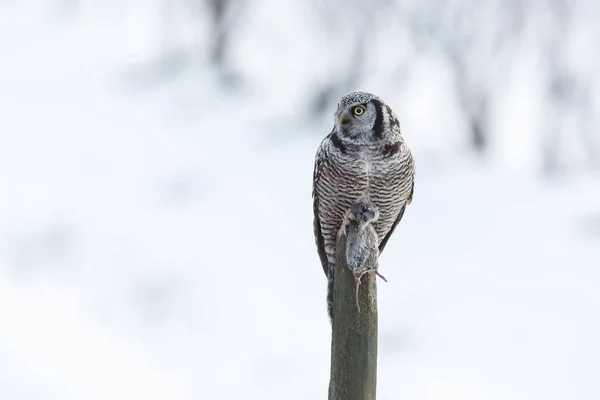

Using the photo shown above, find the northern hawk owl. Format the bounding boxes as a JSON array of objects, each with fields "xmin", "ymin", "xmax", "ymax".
[{"xmin": 312, "ymin": 91, "xmax": 414, "ymax": 321}]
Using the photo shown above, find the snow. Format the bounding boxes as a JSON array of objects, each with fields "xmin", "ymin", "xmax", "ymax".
[{"xmin": 1, "ymin": 2, "xmax": 599, "ymax": 399}]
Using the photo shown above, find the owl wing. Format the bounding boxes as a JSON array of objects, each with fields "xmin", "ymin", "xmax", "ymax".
[
  {"xmin": 313, "ymin": 136, "xmax": 330, "ymax": 277},
  {"xmin": 378, "ymin": 204, "xmax": 406, "ymax": 254},
  {"xmin": 378, "ymin": 157, "xmax": 415, "ymax": 254}
]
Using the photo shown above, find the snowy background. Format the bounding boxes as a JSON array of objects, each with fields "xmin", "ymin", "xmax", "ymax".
[{"xmin": 1, "ymin": 1, "xmax": 600, "ymax": 399}]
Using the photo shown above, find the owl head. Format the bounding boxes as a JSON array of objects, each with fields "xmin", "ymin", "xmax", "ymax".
[
  {"xmin": 350, "ymin": 202, "xmax": 379, "ymax": 226},
  {"xmin": 334, "ymin": 91, "xmax": 384, "ymax": 138}
]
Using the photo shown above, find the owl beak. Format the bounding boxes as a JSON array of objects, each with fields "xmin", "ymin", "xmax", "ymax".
[{"xmin": 338, "ymin": 112, "xmax": 351, "ymax": 125}]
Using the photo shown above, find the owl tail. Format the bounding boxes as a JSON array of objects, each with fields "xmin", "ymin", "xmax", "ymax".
[{"xmin": 327, "ymin": 268, "xmax": 335, "ymax": 322}]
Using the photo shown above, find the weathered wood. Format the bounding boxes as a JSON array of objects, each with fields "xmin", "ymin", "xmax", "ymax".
[{"xmin": 328, "ymin": 231, "xmax": 378, "ymax": 400}]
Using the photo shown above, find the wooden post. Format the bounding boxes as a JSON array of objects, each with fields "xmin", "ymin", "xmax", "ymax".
[{"xmin": 328, "ymin": 231, "xmax": 378, "ymax": 400}]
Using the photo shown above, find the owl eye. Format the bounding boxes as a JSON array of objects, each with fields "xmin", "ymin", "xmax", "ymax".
[{"xmin": 353, "ymin": 106, "xmax": 365, "ymax": 116}]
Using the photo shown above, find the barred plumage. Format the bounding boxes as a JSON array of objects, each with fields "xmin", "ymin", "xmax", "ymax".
[{"xmin": 312, "ymin": 91, "xmax": 415, "ymax": 321}]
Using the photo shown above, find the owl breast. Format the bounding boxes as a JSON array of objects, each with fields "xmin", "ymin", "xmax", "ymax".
[
  {"xmin": 317, "ymin": 140, "xmax": 412, "ymax": 262},
  {"xmin": 361, "ymin": 151, "xmax": 408, "ymax": 243}
]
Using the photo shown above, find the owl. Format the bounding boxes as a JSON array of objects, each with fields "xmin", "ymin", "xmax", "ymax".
[{"xmin": 312, "ymin": 91, "xmax": 414, "ymax": 321}]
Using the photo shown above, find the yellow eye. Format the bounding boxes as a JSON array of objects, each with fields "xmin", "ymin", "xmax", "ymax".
[{"xmin": 353, "ymin": 106, "xmax": 365, "ymax": 116}]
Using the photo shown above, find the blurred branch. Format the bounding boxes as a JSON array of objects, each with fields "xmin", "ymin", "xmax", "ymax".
[
  {"xmin": 310, "ymin": 33, "xmax": 366, "ymax": 117},
  {"xmin": 398, "ymin": 0, "xmax": 526, "ymax": 154},
  {"xmin": 206, "ymin": 0, "xmax": 232, "ymax": 68},
  {"xmin": 309, "ymin": 0, "xmax": 389, "ymax": 118}
]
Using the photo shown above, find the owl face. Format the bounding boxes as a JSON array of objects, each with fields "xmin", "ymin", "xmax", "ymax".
[
  {"xmin": 350, "ymin": 202, "xmax": 379, "ymax": 225},
  {"xmin": 335, "ymin": 99, "xmax": 379, "ymax": 138}
]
